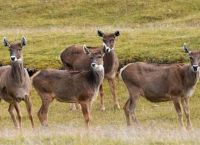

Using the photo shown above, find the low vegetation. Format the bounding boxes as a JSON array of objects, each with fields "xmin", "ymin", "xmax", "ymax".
[{"xmin": 0, "ymin": 0, "xmax": 200, "ymax": 144}]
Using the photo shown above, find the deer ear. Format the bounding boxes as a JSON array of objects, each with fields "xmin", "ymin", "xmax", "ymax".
[
  {"xmin": 83, "ymin": 45, "xmax": 91, "ymax": 55},
  {"xmin": 97, "ymin": 30, "xmax": 104, "ymax": 37},
  {"xmin": 3, "ymin": 37, "xmax": 10, "ymax": 47},
  {"xmin": 183, "ymin": 43, "xmax": 191, "ymax": 54},
  {"xmin": 21, "ymin": 36, "xmax": 27, "ymax": 47},
  {"xmin": 114, "ymin": 31, "xmax": 120, "ymax": 37}
]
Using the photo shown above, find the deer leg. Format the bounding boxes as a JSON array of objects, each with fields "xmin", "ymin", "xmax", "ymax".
[
  {"xmin": 124, "ymin": 94, "xmax": 139, "ymax": 127},
  {"xmin": 14, "ymin": 102, "xmax": 22, "ymax": 130},
  {"xmin": 181, "ymin": 97, "xmax": 192, "ymax": 130},
  {"xmin": 8, "ymin": 103, "xmax": 19, "ymax": 129},
  {"xmin": 99, "ymin": 84, "xmax": 105, "ymax": 111},
  {"xmin": 129, "ymin": 97, "xmax": 139, "ymax": 126},
  {"xmin": 37, "ymin": 93, "xmax": 53, "ymax": 127},
  {"xmin": 108, "ymin": 79, "xmax": 120, "ymax": 109},
  {"xmin": 24, "ymin": 96, "xmax": 34, "ymax": 128},
  {"xmin": 69, "ymin": 103, "xmax": 77, "ymax": 111},
  {"xmin": 173, "ymin": 97, "xmax": 184, "ymax": 129},
  {"xmin": 69, "ymin": 103, "xmax": 80, "ymax": 111},
  {"xmin": 123, "ymin": 98, "xmax": 131, "ymax": 126},
  {"xmin": 80, "ymin": 102, "xmax": 91, "ymax": 128}
]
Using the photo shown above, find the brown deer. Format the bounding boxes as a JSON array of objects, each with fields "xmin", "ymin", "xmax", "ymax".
[
  {"xmin": 32, "ymin": 46, "xmax": 105, "ymax": 128},
  {"xmin": 60, "ymin": 30, "xmax": 120, "ymax": 111},
  {"xmin": 0, "ymin": 37, "xmax": 34, "ymax": 129},
  {"xmin": 120, "ymin": 44, "xmax": 200, "ymax": 130}
]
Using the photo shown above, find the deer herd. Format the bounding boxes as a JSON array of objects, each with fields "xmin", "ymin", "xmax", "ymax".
[{"xmin": 1, "ymin": 30, "xmax": 200, "ymax": 130}]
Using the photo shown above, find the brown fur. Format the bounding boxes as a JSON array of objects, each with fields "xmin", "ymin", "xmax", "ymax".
[
  {"xmin": 0, "ymin": 37, "xmax": 34, "ymax": 129},
  {"xmin": 33, "ymin": 47, "xmax": 105, "ymax": 128},
  {"xmin": 120, "ymin": 50, "xmax": 200, "ymax": 130},
  {"xmin": 60, "ymin": 30, "xmax": 120, "ymax": 111}
]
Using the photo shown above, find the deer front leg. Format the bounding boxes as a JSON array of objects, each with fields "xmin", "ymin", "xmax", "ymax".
[
  {"xmin": 80, "ymin": 101, "xmax": 91, "ymax": 129},
  {"xmin": 173, "ymin": 97, "xmax": 184, "ymax": 129},
  {"xmin": 14, "ymin": 102, "xmax": 22, "ymax": 130},
  {"xmin": 25, "ymin": 96, "xmax": 34, "ymax": 128},
  {"xmin": 99, "ymin": 84, "xmax": 105, "ymax": 111},
  {"xmin": 181, "ymin": 97, "xmax": 192, "ymax": 130},
  {"xmin": 8, "ymin": 103, "xmax": 19, "ymax": 129},
  {"xmin": 108, "ymin": 79, "xmax": 120, "ymax": 109}
]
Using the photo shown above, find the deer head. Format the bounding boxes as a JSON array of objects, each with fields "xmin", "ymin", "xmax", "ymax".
[
  {"xmin": 3, "ymin": 36, "xmax": 27, "ymax": 63},
  {"xmin": 183, "ymin": 43, "xmax": 200, "ymax": 72},
  {"xmin": 97, "ymin": 30, "xmax": 120, "ymax": 52}
]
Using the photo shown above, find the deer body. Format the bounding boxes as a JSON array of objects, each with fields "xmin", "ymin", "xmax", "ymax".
[
  {"xmin": 33, "ymin": 46, "xmax": 104, "ymax": 127},
  {"xmin": 60, "ymin": 30, "xmax": 120, "ymax": 111},
  {"xmin": 0, "ymin": 65, "xmax": 31, "ymax": 102},
  {"xmin": 33, "ymin": 69, "xmax": 103, "ymax": 103},
  {"xmin": 0, "ymin": 37, "xmax": 34, "ymax": 129},
  {"xmin": 120, "ymin": 45, "xmax": 200, "ymax": 130}
]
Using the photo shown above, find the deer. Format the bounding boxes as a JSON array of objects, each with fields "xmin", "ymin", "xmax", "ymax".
[
  {"xmin": 32, "ymin": 46, "xmax": 105, "ymax": 128},
  {"xmin": 60, "ymin": 30, "xmax": 120, "ymax": 111},
  {"xmin": 120, "ymin": 44, "xmax": 200, "ymax": 130},
  {"xmin": 0, "ymin": 37, "xmax": 34, "ymax": 129}
]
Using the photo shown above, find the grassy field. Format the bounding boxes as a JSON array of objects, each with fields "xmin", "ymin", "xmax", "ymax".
[{"xmin": 0, "ymin": 0, "xmax": 200, "ymax": 145}]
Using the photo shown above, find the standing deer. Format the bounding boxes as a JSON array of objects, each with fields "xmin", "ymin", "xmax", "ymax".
[
  {"xmin": 0, "ymin": 37, "xmax": 34, "ymax": 129},
  {"xmin": 60, "ymin": 30, "xmax": 120, "ymax": 111},
  {"xmin": 120, "ymin": 44, "xmax": 200, "ymax": 130},
  {"xmin": 32, "ymin": 46, "xmax": 105, "ymax": 128}
]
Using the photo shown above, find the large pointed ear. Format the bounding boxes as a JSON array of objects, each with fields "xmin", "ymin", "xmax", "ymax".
[
  {"xmin": 114, "ymin": 31, "xmax": 120, "ymax": 37},
  {"xmin": 83, "ymin": 45, "xmax": 91, "ymax": 55},
  {"xmin": 3, "ymin": 37, "xmax": 10, "ymax": 47},
  {"xmin": 97, "ymin": 30, "xmax": 104, "ymax": 37},
  {"xmin": 183, "ymin": 43, "xmax": 191, "ymax": 54},
  {"xmin": 21, "ymin": 36, "xmax": 27, "ymax": 47}
]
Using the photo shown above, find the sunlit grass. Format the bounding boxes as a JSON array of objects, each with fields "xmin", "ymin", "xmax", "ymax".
[{"xmin": 1, "ymin": 0, "xmax": 200, "ymax": 144}]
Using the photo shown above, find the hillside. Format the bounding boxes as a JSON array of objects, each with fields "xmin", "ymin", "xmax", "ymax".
[{"xmin": 0, "ymin": 0, "xmax": 200, "ymax": 68}]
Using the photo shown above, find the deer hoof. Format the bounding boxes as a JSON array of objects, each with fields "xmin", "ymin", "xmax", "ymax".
[{"xmin": 186, "ymin": 125, "xmax": 193, "ymax": 131}]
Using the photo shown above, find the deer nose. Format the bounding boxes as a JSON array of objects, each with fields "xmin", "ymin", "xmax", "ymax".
[
  {"xmin": 105, "ymin": 48, "xmax": 110, "ymax": 53},
  {"xmin": 10, "ymin": 56, "xmax": 16, "ymax": 61},
  {"xmin": 192, "ymin": 65, "xmax": 198, "ymax": 71},
  {"xmin": 91, "ymin": 63, "xmax": 96, "ymax": 68}
]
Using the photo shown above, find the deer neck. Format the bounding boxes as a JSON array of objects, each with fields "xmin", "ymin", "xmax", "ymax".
[
  {"xmin": 86, "ymin": 68, "xmax": 104, "ymax": 88},
  {"xmin": 11, "ymin": 61, "xmax": 26, "ymax": 84},
  {"xmin": 103, "ymin": 50, "xmax": 117, "ymax": 73}
]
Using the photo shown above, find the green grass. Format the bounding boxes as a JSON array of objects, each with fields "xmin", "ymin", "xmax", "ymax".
[{"xmin": 1, "ymin": 0, "xmax": 200, "ymax": 144}]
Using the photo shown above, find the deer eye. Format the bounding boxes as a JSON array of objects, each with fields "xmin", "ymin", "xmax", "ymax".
[{"xmin": 110, "ymin": 39, "xmax": 114, "ymax": 43}]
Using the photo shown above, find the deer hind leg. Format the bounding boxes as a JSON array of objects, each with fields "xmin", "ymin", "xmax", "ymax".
[
  {"xmin": 99, "ymin": 84, "xmax": 105, "ymax": 111},
  {"xmin": 181, "ymin": 97, "xmax": 192, "ymax": 130},
  {"xmin": 173, "ymin": 97, "xmax": 184, "ymax": 129},
  {"xmin": 80, "ymin": 101, "xmax": 91, "ymax": 129},
  {"xmin": 123, "ymin": 98, "xmax": 131, "ymax": 126},
  {"xmin": 124, "ymin": 94, "xmax": 139, "ymax": 127},
  {"xmin": 14, "ymin": 102, "xmax": 22, "ymax": 130},
  {"xmin": 8, "ymin": 103, "xmax": 19, "ymax": 129},
  {"xmin": 69, "ymin": 103, "xmax": 80, "ymax": 111},
  {"xmin": 108, "ymin": 79, "xmax": 120, "ymax": 110},
  {"xmin": 24, "ymin": 96, "xmax": 34, "ymax": 128},
  {"xmin": 37, "ymin": 93, "xmax": 53, "ymax": 127}
]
